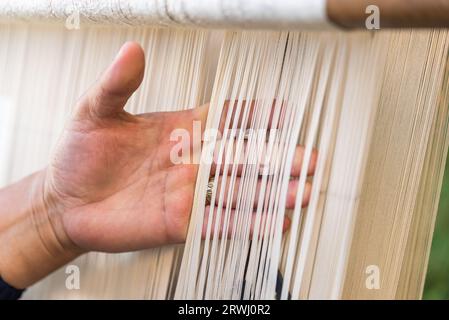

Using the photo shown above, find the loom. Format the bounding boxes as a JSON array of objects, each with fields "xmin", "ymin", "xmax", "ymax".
[{"xmin": 1, "ymin": 0, "xmax": 449, "ymax": 300}]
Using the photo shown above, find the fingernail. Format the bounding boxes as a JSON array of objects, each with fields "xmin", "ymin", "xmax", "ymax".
[{"xmin": 114, "ymin": 42, "xmax": 130, "ymax": 62}]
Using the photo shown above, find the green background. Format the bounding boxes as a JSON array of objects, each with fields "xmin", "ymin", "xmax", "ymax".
[{"xmin": 424, "ymin": 151, "xmax": 449, "ymax": 299}]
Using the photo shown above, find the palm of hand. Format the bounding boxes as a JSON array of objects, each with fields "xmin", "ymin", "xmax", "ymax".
[{"xmin": 48, "ymin": 108, "xmax": 204, "ymax": 252}]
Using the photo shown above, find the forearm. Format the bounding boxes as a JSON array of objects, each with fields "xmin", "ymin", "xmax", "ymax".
[{"xmin": 0, "ymin": 169, "xmax": 81, "ymax": 289}]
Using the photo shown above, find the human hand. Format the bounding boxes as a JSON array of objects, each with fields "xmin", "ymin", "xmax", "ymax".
[{"xmin": 45, "ymin": 42, "xmax": 317, "ymax": 253}]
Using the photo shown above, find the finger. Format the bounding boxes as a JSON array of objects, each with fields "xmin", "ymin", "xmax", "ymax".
[
  {"xmin": 213, "ymin": 177, "xmax": 311, "ymax": 209},
  {"xmin": 211, "ymin": 145, "xmax": 317, "ymax": 177},
  {"xmin": 291, "ymin": 147, "xmax": 318, "ymax": 177},
  {"xmin": 202, "ymin": 206, "xmax": 291, "ymax": 240},
  {"xmin": 76, "ymin": 42, "xmax": 145, "ymax": 119},
  {"xmin": 287, "ymin": 180, "xmax": 312, "ymax": 208},
  {"xmin": 192, "ymin": 100, "xmax": 283, "ymax": 136},
  {"xmin": 139, "ymin": 102, "xmax": 209, "ymax": 128},
  {"xmin": 218, "ymin": 100, "xmax": 283, "ymax": 133}
]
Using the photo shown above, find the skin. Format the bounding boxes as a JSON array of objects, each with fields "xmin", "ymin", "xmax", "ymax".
[{"xmin": 0, "ymin": 42, "xmax": 317, "ymax": 290}]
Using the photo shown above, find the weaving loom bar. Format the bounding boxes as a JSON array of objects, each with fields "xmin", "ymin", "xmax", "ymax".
[
  {"xmin": 0, "ymin": 0, "xmax": 331, "ymax": 29},
  {"xmin": 1, "ymin": 0, "xmax": 448, "ymax": 30}
]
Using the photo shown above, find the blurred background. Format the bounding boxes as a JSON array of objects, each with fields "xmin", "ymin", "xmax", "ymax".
[{"xmin": 424, "ymin": 151, "xmax": 449, "ymax": 299}]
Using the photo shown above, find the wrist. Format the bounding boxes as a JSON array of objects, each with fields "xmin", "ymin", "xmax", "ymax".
[
  {"xmin": 0, "ymin": 169, "xmax": 83, "ymax": 289},
  {"xmin": 35, "ymin": 168, "xmax": 84, "ymax": 258}
]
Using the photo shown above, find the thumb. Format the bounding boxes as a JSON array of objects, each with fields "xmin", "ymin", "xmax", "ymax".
[{"xmin": 78, "ymin": 42, "xmax": 145, "ymax": 119}]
